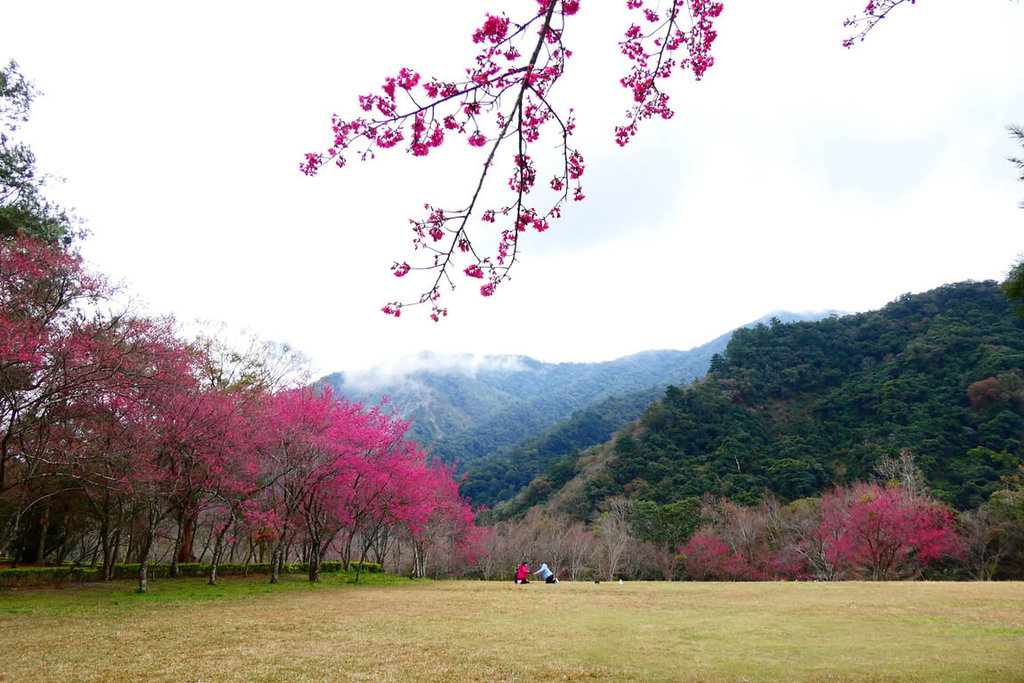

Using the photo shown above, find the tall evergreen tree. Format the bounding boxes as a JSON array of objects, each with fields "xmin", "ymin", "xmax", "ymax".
[
  {"xmin": 1002, "ymin": 124, "xmax": 1024, "ymax": 316},
  {"xmin": 0, "ymin": 60, "xmax": 77, "ymax": 246}
]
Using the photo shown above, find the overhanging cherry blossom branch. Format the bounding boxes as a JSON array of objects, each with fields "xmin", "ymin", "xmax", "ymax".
[
  {"xmin": 616, "ymin": 0, "xmax": 722, "ymax": 146},
  {"xmin": 842, "ymin": 0, "xmax": 917, "ymax": 47},
  {"xmin": 303, "ymin": 0, "xmax": 910, "ymax": 319},
  {"xmin": 303, "ymin": 0, "xmax": 586, "ymax": 321}
]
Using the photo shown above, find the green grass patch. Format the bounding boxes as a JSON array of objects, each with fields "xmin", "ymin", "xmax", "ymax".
[
  {"xmin": 1, "ymin": 579, "xmax": 1022, "ymax": 681},
  {"xmin": 0, "ymin": 560, "xmax": 380, "ymax": 588}
]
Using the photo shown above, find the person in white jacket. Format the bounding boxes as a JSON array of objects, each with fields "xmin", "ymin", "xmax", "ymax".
[{"xmin": 533, "ymin": 562, "xmax": 558, "ymax": 583}]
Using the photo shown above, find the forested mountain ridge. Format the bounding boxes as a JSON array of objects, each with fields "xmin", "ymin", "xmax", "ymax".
[
  {"xmin": 501, "ymin": 281, "xmax": 1024, "ymax": 520},
  {"xmin": 318, "ymin": 312, "xmax": 836, "ymax": 476},
  {"xmin": 426, "ymin": 349, "xmax": 720, "ymax": 465},
  {"xmin": 319, "ymin": 348, "xmax": 720, "ymax": 464},
  {"xmin": 317, "ymin": 349, "xmax": 716, "ymax": 465}
]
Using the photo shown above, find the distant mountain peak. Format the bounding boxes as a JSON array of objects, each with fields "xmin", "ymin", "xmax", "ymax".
[
  {"xmin": 338, "ymin": 352, "xmax": 532, "ymax": 391},
  {"xmin": 756, "ymin": 309, "xmax": 847, "ymax": 325}
]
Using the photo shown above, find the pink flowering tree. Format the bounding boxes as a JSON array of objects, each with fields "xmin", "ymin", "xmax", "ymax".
[
  {"xmin": 104, "ymin": 321, "xmax": 241, "ymax": 593},
  {"xmin": 187, "ymin": 329, "xmax": 310, "ymax": 584},
  {"xmin": 0, "ymin": 236, "xmax": 151, "ymax": 564},
  {"xmin": 303, "ymin": 1, "xmax": 924, "ymax": 319},
  {"xmin": 293, "ymin": 397, "xmax": 415, "ymax": 583},
  {"xmin": 335, "ymin": 436, "xmax": 434, "ymax": 580},
  {"xmin": 254, "ymin": 386, "xmax": 483, "ymax": 582},
  {"xmin": 201, "ymin": 392, "xmax": 274, "ymax": 586},
  {"xmin": 405, "ymin": 461, "xmax": 488, "ymax": 579},
  {"xmin": 682, "ymin": 496, "xmax": 812, "ymax": 581},
  {"xmin": 0, "ymin": 238, "xmax": 107, "ymax": 498},
  {"xmin": 20, "ymin": 310, "xmax": 216, "ymax": 591},
  {"xmin": 52, "ymin": 317, "xmax": 187, "ymax": 581},
  {"xmin": 679, "ymin": 533, "xmax": 757, "ymax": 580},
  {"xmin": 256, "ymin": 386, "xmax": 342, "ymax": 583},
  {"xmin": 55, "ymin": 387, "xmax": 138, "ymax": 580},
  {"xmin": 816, "ymin": 483, "xmax": 964, "ymax": 580}
]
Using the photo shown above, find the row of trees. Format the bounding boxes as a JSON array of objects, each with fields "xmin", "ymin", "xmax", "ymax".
[
  {"xmin": 479, "ymin": 457, "xmax": 1024, "ymax": 581},
  {"xmin": 1, "ymin": 59, "xmax": 485, "ymax": 590},
  {"xmin": 0, "ymin": 235, "xmax": 485, "ymax": 591}
]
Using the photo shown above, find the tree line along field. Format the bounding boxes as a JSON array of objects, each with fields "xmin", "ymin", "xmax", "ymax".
[{"xmin": 1, "ymin": 574, "xmax": 1022, "ymax": 682}]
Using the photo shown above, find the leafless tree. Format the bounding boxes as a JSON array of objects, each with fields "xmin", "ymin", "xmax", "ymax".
[
  {"xmin": 562, "ymin": 522, "xmax": 597, "ymax": 581},
  {"xmin": 873, "ymin": 450, "xmax": 927, "ymax": 501},
  {"xmin": 593, "ymin": 497, "xmax": 635, "ymax": 581}
]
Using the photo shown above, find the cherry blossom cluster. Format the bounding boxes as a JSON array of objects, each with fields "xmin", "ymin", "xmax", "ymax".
[
  {"xmin": 615, "ymin": 0, "xmax": 723, "ymax": 147},
  {"xmin": 0, "ymin": 236, "xmax": 106, "ymax": 372},
  {"xmin": 842, "ymin": 0, "xmax": 916, "ymax": 47},
  {"xmin": 303, "ymin": 1, "xmax": 586, "ymax": 320}
]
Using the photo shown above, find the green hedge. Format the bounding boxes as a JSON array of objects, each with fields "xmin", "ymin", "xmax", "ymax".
[
  {"xmin": 291, "ymin": 561, "xmax": 381, "ymax": 574},
  {"xmin": 0, "ymin": 560, "xmax": 382, "ymax": 588},
  {"xmin": 0, "ymin": 566, "xmax": 101, "ymax": 588}
]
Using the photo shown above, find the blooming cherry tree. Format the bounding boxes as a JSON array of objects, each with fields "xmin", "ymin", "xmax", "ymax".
[
  {"xmin": 253, "ymin": 386, "xmax": 483, "ymax": 582},
  {"xmin": 816, "ymin": 483, "xmax": 963, "ymax": 580}
]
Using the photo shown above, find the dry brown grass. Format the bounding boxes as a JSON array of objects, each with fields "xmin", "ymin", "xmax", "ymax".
[{"xmin": 2, "ymin": 577, "xmax": 1022, "ymax": 681}]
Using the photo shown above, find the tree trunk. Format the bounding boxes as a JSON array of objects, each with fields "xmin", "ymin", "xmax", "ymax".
[
  {"xmin": 413, "ymin": 541, "xmax": 427, "ymax": 578},
  {"xmin": 137, "ymin": 556, "xmax": 149, "ymax": 593},
  {"xmin": 136, "ymin": 525, "xmax": 156, "ymax": 594},
  {"xmin": 307, "ymin": 525, "xmax": 323, "ymax": 582},
  {"xmin": 35, "ymin": 505, "xmax": 50, "ymax": 565},
  {"xmin": 308, "ymin": 551, "xmax": 321, "ymax": 583},
  {"xmin": 355, "ymin": 539, "xmax": 371, "ymax": 583},
  {"xmin": 4, "ymin": 501, "xmax": 27, "ymax": 568},
  {"xmin": 125, "ymin": 521, "xmax": 136, "ymax": 565},
  {"xmin": 169, "ymin": 513, "xmax": 184, "ymax": 578},
  {"xmin": 0, "ymin": 511, "xmax": 15, "ymax": 559},
  {"xmin": 106, "ymin": 526, "xmax": 123, "ymax": 581},
  {"xmin": 56, "ymin": 516, "xmax": 71, "ymax": 565},
  {"xmin": 208, "ymin": 529, "xmax": 225, "ymax": 586},
  {"xmin": 270, "ymin": 547, "xmax": 281, "ymax": 584},
  {"xmin": 371, "ymin": 527, "xmax": 390, "ymax": 566},
  {"xmin": 135, "ymin": 504, "xmax": 163, "ymax": 594},
  {"xmin": 209, "ymin": 514, "xmax": 237, "ymax": 586},
  {"xmin": 99, "ymin": 493, "xmax": 118, "ymax": 581},
  {"xmin": 177, "ymin": 510, "xmax": 196, "ymax": 564},
  {"xmin": 343, "ymin": 534, "xmax": 354, "ymax": 571},
  {"xmin": 0, "ymin": 434, "xmax": 8, "ymax": 495},
  {"xmin": 196, "ymin": 518, "xmax": 214, "ymax": 564}
]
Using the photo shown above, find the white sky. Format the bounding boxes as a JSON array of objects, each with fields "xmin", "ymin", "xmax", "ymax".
[{"xmin": 5, "ymin": 0, "xmax": 1023, "ymax": 376}]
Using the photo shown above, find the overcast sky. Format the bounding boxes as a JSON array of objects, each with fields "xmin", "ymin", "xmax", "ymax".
[{"xmin": 5, "ymin": 0, "xmax": 1023, "ymax": 376}]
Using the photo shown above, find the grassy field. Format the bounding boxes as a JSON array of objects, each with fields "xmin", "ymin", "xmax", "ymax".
[{"xmin": 1, "ymin": 575, "xmax": 1022, "ymax": 682}]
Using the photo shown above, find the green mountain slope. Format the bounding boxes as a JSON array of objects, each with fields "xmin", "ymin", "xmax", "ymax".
[
  {"xmin": 457, "ymin": 384, "xmax": 666, "ymax": 508},
  {"xmin": 504, "ymin": 281, "xmax": 1024, "ymax": 519}
]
